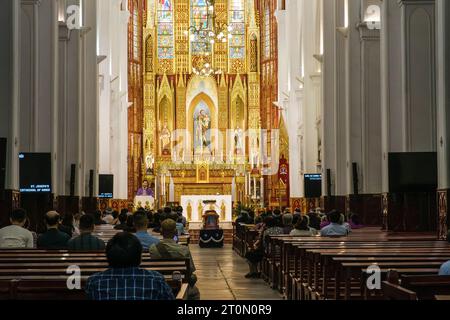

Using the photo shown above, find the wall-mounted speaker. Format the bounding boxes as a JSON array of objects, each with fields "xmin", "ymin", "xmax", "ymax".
[
  {"xmin": 352, "ymin": 162, "xmax": 359, "ymax": 195},
  {"xmin": 70, "ymin": 164, "xmax": 76, "ymax": 197},
  {"xmin": 326, "ymin": 169, "xmax": 332, "ymax": 197},
  {"xmin": 89, "ymin": 170, "xmax": 94, "ymax": 198},
  {"xmin": 0, "ymin": 138, "xmax": 6, "ymax": 199}
]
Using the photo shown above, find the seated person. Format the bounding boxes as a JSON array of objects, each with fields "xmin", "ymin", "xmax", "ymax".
[
  {"xmin": 439, "ymin": 260, "xmax": 450, "ymax": 275},
  {"xmin": 290, "ymin": 216, "xmax": 317, "ymax": 236},
  {"xmin": 348, "ymin": 213, "xmax": 364, "ymax": 229},
  {"xmin": 0, "ymin": 208, "xmax": 34, "ymax": 248},
  {"xmin": 176, "ymin": 206, "xmax": 187, "ymax": 227},
  {"xmin": 133, "ymin": 212, "xmax": 159, "ymax": 251},
  {"xmin": 37, "ymin": 211, "xmax": 71, "ymax": 249},
  {"xmin": 320, "ymin": 210, "xmax": 349, "ymax": 237},
  {"xmin": 114, "ymin": 211, "xmax": 128, "ymax": 230},
  {"xmin": 125, "ymin": 215, "xmax": 136, "ymax": 233},
  {"xmin": 92, "ymin": 210, "xmax": 106, "ymax": 225},
  {"xmin": 59, "ymin": 213, "xmax": 79, "ymax": 238},
  {"xmin": 307, "ymin": 210, "xmax": 321, "ymax": 231},
  {"xmin": 235, "ymin": 210, "xmax": 250, "ymax": 224},
  {"xmin": 152, "ymin": 209, "xmax": 163, "ymax": 233},
  {"xmin": 68, "ymin": 215, "xmax": 105, "ymax": 251},
  {"xmin": 86, "ymin": 232, "xmax": 174, "ymax": 300},
  {"xmin": 168, "ymin": 212, "xmax": 185, "ymax": 236},
  {"xmin": 149, "ymin": 219, "xmax": 199, "ymax": 300},
  {"xmin": 263, "ymin": 216, "xmax": 283, "ymax": 239},
  {"xmin": 282, "ymin": 213, "xmax": 294, "ymax": 234},
  {"xmin": 244, "ymin": 216, "xmax": 281, "ymax": 279},
  {"xmin": 102, "ymin": 208, "xmax": 115, "ymax": 225},
  {"xmin": 320, "ymin": 215, "xmax": 330, "ymax": 229}
]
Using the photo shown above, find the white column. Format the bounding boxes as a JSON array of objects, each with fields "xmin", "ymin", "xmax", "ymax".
[
  {"xmin": 98, "ymin": 0, "xmax": 129, "ymax": 199},
  {"xmin": 380, "ymin": 0, "xmax": 403, "ymax": 192},
  {"xmin": 399, "ymin": 0, "xmax": 436, "ymax": 152},
  {"xmin": 80, "ymin": 0, "xmax": 98, "ymax": 197},
  {"xmin": 321, "ymin": 0, "xmax": 337, "ymax": 196},
  {"xmin": 358, "ymin": 18, "xmax": 382, "ymax": 194},
  {"xmin": 436, "ymin": 0, "xmax": 450, "ymax": 189},
  {"xmin": 0, "ymin": 0, "xmax": 20, "ymax": 190}
]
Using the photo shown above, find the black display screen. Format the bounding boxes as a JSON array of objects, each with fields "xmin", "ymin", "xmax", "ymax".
[
  {"xmin": 99, "ymin": 174, "xmax": 114, "ymax": 199},
  {"xmin": 304, "ymin": 173, "xmax": 322, "ymax": 198},
  {"xmin": 19, "ymin": 153, "xmax": 52, "ymax": 193}
]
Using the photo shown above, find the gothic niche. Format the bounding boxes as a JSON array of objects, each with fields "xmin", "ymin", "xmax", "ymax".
[
  {"xmin": 159, "ymin": 96, "xmax": 172, "ymax": 156},
  {"xmin": 234, "ymin": 97, "xmax": 245, "ymax": 155},
  {"xmin": 250, "ymin": 34, "xmax": 258, "ymax": 72},
  {"xmin": 145, "ymin": 35, "xmax": 153, "ymax": 73}
]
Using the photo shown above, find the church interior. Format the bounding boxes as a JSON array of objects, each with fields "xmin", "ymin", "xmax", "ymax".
[{"xmin": 0, "ymin": 0, "xmax": 449, "ymax": 303}]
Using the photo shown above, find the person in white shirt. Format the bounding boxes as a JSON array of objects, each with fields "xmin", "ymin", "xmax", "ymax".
[
  {"xmin": 0, "ymin": 209, "xmax": 35, "ymax": 248},
  {"xmin": 102, "ymin": 208, "xmax": 115, "ymax": 224}
]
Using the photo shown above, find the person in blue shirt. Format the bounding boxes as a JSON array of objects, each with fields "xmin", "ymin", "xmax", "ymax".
[
  {"xmin": 320, "ymin": 210, "xmax": 349, "ymax": 237},
  {"xmin": 86, "ymin": 232, "xmax": 174, "ymax": 300},
  {"xmin": 133, "ymin": 211, "xmax": 160, "ymax": 251},
  {"xmin": 439, "ymin": 260, "xmax": 450, "ymax": 275}
]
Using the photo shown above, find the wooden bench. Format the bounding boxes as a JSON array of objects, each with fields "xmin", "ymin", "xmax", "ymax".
[
  {"xmin": 0, "ymin": 278, "xmax": 189, "ymax": 300},
  {"xmin": 0, "ymin": 248, "xmax": 192, "ymax": 300}
]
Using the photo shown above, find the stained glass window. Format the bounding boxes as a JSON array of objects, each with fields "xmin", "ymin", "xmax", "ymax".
[
  {"xmin": 264, "ymin": 6, "xmax": 270, "ymax": 59},
  {"xmin": 157, "ymin": 0, "xmax": 174, "ymax": 59},
  {"xmin": 133, "ymin": 6, "xmax": 139, "ymax": 60},
  {"xmin": 229, "ymin": 0, "xmax": 245, "ymax": 59},
  {"xmin": 190, "ymin": 0, "xmax": 210, "ymax": 55}
]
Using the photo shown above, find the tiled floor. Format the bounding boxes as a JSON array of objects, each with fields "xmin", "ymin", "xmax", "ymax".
[{"xmin": 189, "ymin": 245, "xmax": 282, "ymax": 300}]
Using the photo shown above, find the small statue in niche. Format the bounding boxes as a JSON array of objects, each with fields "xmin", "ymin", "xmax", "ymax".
[{"xmin": 160, "ymin": 122, "xmax": 171, "ymax": 155}]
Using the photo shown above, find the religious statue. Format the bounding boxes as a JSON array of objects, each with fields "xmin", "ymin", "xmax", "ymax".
[
  {"xmin": 198, "ymin": 200, "xmax": 203, "ymax": 217},
  {"xmin": 220, "ymin": 200, "xmax": 226, "ymax": 221},
  {"xmin": 160, "ymin": 123, "xmax": 171, "ymax": 155},
  {"xmin": 234, "ymin": 127, "xmax": 243, "ymax": 155},
  {"xmin": 145, "ymin": 154, "xmax": 154, "ymax": 175},
  {"xmin": 187, "ymin": 201, "xmax": 192, "ymax": 221},
  {"xmin": 195, "ymin": 109, "xmax": 211, "ymax": 153}
]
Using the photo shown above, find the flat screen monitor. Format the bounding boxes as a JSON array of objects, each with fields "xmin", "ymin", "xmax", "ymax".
[
  {"xmin": 19, "ymin": 153, "xmax": 52, "ymax": 193},
  {"xmin": 99, "ymin": 174, "xmax": 113, "ymax": 199},
  {"xmin": 304, "ymin": 173, "xmax": 322, "ymax": 198},
  {"xmin": 388, "ymin": 152, "xmax": 437, "ymax": 193}
]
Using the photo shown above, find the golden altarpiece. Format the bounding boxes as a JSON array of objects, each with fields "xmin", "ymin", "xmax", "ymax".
[{"xmin": 140, "ymin": 0, "xmax": 264, "ymax": 208}]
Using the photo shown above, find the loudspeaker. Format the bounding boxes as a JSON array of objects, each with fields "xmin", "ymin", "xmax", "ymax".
[
  {"xmin": 352, "ymin": 162, "xmax": 359, "ymax": 195},
  {"xmin": 326, "ymin": 169, "xmax": 332, "ymax": 197},
  {"xmin": 0, "ymin": 138, "xmax": 6, "ymax": 199},
  {"xmin": 89, "ymin": 170, "xmax": 94, "ymax": 198},
  {"xmin": 70, "ymin": 164, "xmax": 76, "ymax": 197}
]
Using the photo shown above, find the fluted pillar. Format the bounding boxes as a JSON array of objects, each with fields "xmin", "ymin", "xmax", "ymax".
[{"xmin": 436, "ymin": 0, "xmax": 450, "ymax": 239}]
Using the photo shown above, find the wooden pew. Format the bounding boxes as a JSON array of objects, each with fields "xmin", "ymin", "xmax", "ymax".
[
  {"xmin": 0, "ymin": 248, "xmax": 192, "ymax": 300},
  {"xmin": 0, "ymin": 278, "xmax": 189, "ymax": 300}
]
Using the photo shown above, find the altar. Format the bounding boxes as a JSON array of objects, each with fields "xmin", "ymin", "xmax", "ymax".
[{"xmin": 180, "ymin": 195, "xmax": 233, "ymax": 230}]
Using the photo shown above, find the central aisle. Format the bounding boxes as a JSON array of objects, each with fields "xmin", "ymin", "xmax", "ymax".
[{"xmin": 189, "ymin": 245, "xmax": 282, "ymax": 300}]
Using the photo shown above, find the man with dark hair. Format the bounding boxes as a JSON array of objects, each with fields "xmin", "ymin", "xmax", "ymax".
[
  {"xmin": 133, "ymin": 211, "xmax": 159, "ymax": 251},
  {"xmin": 86, "ymin": 232, "xmax": 174, "ymax": 300},
  {"xmin": 37, "ymin": 211, "xmax": 71, "ymax": 249},
  {"xmin": 306, "ymin": 210, "xmax": 321, "ymax": 231},
  {"xmin": 176, "ymin": 206, "xmax": 187, "ymax": 227},
  {"xmin": 0, "ymin": 209, "xmax": 34, "ymax": 248},
  {"xmin": 149, "ymin": 219, "xmax": 199, "ymax": 300},
  {"xmin": 114, "ymin": 211, "xmax": 128, "ymax": 230},
  {"xmin": 320, "ymin": 210, "xmax": 349, "ymax": 237},
  {"xmin": 67, "ymin": 215, "xmax": 105, "ymax": 251},
  {"xmin": 92, "ymin": 210, "xmax": 106, "ymax": 225}
]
